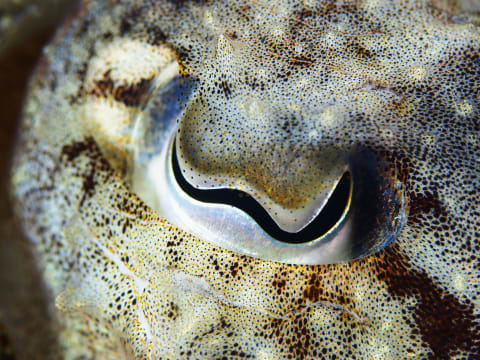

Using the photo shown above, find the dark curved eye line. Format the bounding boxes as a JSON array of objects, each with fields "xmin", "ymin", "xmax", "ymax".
[{"xmin": 172, "ymin": 144, "xmax": 351, "ymax": 244}]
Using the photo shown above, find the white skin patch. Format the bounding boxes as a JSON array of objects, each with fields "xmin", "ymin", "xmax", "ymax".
[{"xmin": 87, "ymin": 39, "xmax": 176, "ymax": 85}]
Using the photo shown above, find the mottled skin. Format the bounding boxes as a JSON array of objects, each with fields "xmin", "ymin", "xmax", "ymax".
[{"xmin": 7, "ymin": 0, "xmax": 480, "ymax": 359}]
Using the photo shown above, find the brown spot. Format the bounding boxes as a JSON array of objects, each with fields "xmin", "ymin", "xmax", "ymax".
[
  {"xmin": 103, "ymin": 32, "xmax": 113, "ymax": 40},
  {"xmin": 229, "ymin": 261, "xmax": 239, "ymax": 278},
  {"xmin": 119, "ymin": 18, "xmax": 132, "ymax": 35},
  {"xmin": 272, "ymin": 278, "xmax": 287, "ymax": 295},
  {"xmin": 121, "ymin": 218, "xmax": 130, "ymax": 234},
  {"xmin": 302, "ymin": 270, "xmax": 352, "ymax": 307},
  {"xmin": 112, "ymin": 77, "xmax": 154, "ymax": 107},
  {"xmin": 272, "ymin": 279, "xmax": 286, "ymax": 289},
  {"xmin": 61, "ymin": 137, "xmax": 93, "ymax": 161},
  {"xmin": 408, "ymin": 190, "xmax": 446, "ymax": 224},
  {"xmin": 166, "ymin": 302, "xmax": 179, "ymax": 320},
  {"xmin": 303, "ymin": 272, "xmax": 325, "ymax": 302},
  {"xmin": 92, "ymin": 70, "xmax": 114, "ymax": 98},
  {"xmin": 77, "ymin": 18, "xmax": 91, "ymax": 36},
  {"xmin": 91, "ymin": 71, "xmax": 154, "ymax": 107},
  {"xmin": 226, "ymin": 31, "xmax": 238, "ymax": 40},
  {"xmin": 376, "ymin": 245, "xmax": 478, "ymax": 359},
  {"xmin": 61, "ymin": 137, "xmax": 104, "ymax": 163},
  {"xmin": 218, "ymin": 80, "xmax": 232, "ymax": 98},
  {"xmin": 61, "ymin": 137, "xmax": 112, "ymax": 207},
  {"xmin": 80, "ymin": 166, "xmax": 96, "ymax": 207}
]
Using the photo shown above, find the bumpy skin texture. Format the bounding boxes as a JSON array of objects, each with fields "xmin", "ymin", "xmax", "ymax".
[{"xmin": 10, "ymin": 0, "xmax": 480, "ymax": 359}]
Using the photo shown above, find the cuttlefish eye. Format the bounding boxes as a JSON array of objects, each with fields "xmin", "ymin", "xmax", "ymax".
[{"xmin": 130, "ymin": 60, "xmax": 407, "ymax": 265}]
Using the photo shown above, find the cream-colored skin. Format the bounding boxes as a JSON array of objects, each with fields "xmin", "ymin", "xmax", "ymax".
[{"xmin": 7, "ymin": 0, "xmax": 480, "ymax": 359}]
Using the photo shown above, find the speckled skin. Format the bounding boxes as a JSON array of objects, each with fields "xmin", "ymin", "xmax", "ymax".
[{"xmin": 8, "ymin": 0, "xmax": 480, "ymax": 359}]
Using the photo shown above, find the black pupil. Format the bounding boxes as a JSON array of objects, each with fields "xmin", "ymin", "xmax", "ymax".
[{"xmin": 172, "ymin": 143, "xmax": 351, "ymax": 244}]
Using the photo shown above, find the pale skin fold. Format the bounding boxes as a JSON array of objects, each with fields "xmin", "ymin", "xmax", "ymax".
[{"xmin": 5, "ymin": 0, "xmax": 480, "ymax": 359}]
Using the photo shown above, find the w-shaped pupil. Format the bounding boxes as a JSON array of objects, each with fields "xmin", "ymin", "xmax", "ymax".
[{"xmin": 172, "ymin": 143, "xmax": 351, "ymax": 243}]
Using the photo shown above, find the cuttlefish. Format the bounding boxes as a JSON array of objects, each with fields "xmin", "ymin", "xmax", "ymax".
[{"xmin": 7, "ymin": 0, "xmax": 480, "ymax": 358}]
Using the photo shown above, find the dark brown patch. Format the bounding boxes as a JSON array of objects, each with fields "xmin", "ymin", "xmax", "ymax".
[
  {"xmin": 173, "ymin": 44, "xmax": 193, "ymax": 67},
  {"xmin": 218, "ymin": 80, "xmax": 232, "ymax": 98},
  {"xmin": 355, "ymin": 44, "xmax": 374, "ymax": 58},
  {"xmin": 272, "ymin": 277, "xmax": 286, "ymax": 295},
  {"xmin": 61, "ymin": 137, "xmax": 112, "ymax": 207},
  {"xmin": 287, "ymin": 314, "xmax": 313, "ymax": 360},
  {"xmin": 113, "ymin": 77, "xmax": 154, "ymax": 107},
  {"xmin": 81, "ymin": 166, "xmax": 96, "ymax": 207},
  {"xmin": 61, "ymin": 137, "xmax": 100, "ymax": 162},
  {"xmin": 166, "ymin": 302, "xmax": 179, "ymax": 320},
  {"xmin": 146, "ymin": 26, "xmax": 167, "ymax": 45},
  {"xmin": 91, "ymin": 70, "xmax": 154, "ymax": 107},
  {"xmin": 272, "ymin": 279, "xmax": 286, "ymax": 289},
  {"xmin": 119, "ymin": 18, "xmax": 132, "ymax": 35},
  {"xmin": 303, "ymin": 272, "xmax": 324, "ymax": 302},
  {"xmin": 103, "ymin": 31, "xmax": 113, "ymax": 40},
  {"xmin": 91, "ymin": 70, "xmax": 114, "ymax": 98},
  {"xmin": 408, "ymin": 190, "xmax": 446, "ymax": 224},
  {"xmin": 302, "ymin": 271, "xmax": 352, "ymax": 307},
  {"xmin": 226, "ymin": 31, "xmax": 238, "ymax": 40},
  {"xmin": 229, "ymin": 261, "xmax": 239, "ymax": 278},
  {"xmin": 376, "ymin": 245, "xmax": 479, "ymax": 359}
]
